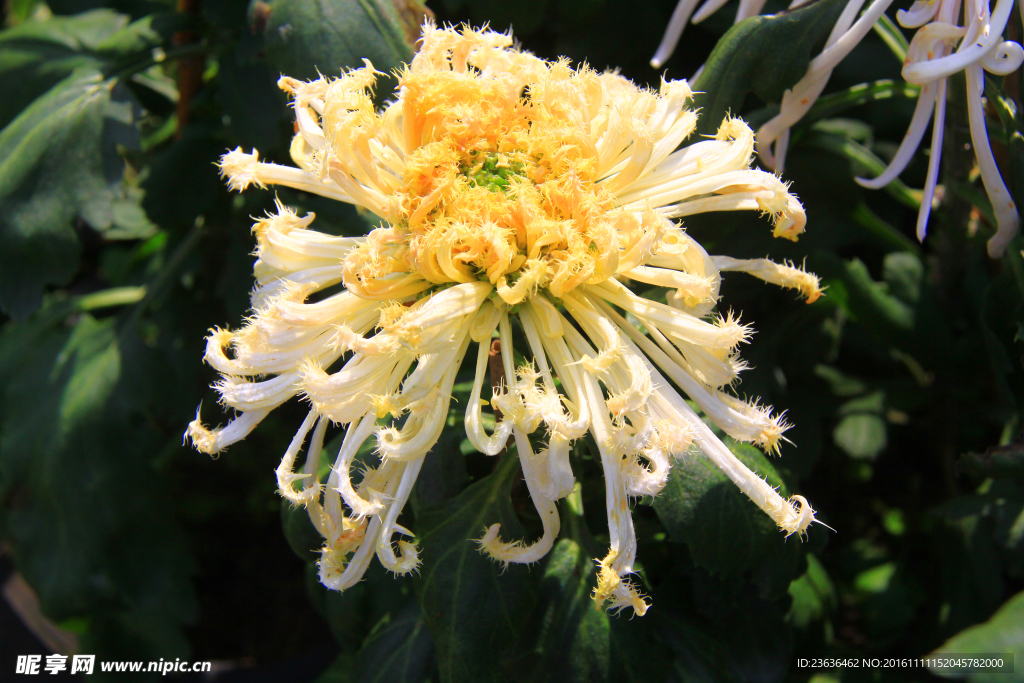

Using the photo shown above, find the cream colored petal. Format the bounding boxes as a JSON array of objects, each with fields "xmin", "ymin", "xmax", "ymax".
[{"xmin": 185, "ymin": 406, "xmax": 272, "ymax": 455}]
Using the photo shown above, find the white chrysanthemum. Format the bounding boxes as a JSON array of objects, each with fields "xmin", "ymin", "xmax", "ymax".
[
  {"xmin": 186, "ymin": 24, "xmax": 822, "ymax": 616},
  {"xmin": 653, "ymin": 0, "xmax": 1023, "ymax": 257}
]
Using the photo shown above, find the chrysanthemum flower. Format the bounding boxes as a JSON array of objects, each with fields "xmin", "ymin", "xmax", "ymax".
[
  {"xmin": 653, "ymin": 0, "xmax": 1023, "ymax": 256},
  {"xmin": 186, "ymin": 23, "xmax": 821, "ymax": 615}
]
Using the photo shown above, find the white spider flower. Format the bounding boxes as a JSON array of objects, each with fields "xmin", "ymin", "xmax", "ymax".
[
  {"xmin": 653, "ymin": 0, "xmax": 1023, "ymax": 256},
  {"xmin": 186, "ymin": 24, "xmax": 821, "ymax": 616}
]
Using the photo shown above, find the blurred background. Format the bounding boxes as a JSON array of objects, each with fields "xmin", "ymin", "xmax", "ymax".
[{"xmin": 0, "ymin": 0, "xmax": 1022, "ymax": 680}]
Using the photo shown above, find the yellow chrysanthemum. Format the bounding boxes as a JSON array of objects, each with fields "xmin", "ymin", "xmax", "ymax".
[{"xmin": 186, "ymin": 23, "xmax": 822, "ymax": 616}]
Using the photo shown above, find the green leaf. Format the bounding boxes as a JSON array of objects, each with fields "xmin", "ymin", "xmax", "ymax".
[
  {"xmin": 812, "ymin": 117, "xmax": 874, "ymax": 144},
  {"xmin": 506, "ymin": 532, "xmax": 671, "ymax": 682},
  {"xmin": 929, "ymin": 590, "xmax": 1024, "ymax": 682},
  {"xmin": 802, "ymin": 128, "xmax": 923, "ymax": 210},
  {"xmin": 316, "ymin": 654, "xmax": 357, "ymax": 683},
  {"xmin": 813, "ymin": 256, "xmax": 915, "ymax": 346},
  {"xmin": 0, "ymin": 315, "xmax": 120, "ymax": 493},
  {"xmin": 681, "ymin": 572, "xmax": 795, "ymax": 681},
  {"xmin": 746, "ymin": 80, "xmax": 920, "ymax": 132},
  {"xmin": 141, "ymin": 125, "xmax": 224, "ymax": 229},
  {"xmin": 0, "ymin": 9, "xmax": 127, "ymax": 51},
  {"xmin": 253, "ymin": 0, "xmax": 415, "ymax": 85},
  {"xmin": 851, "ymin": 202, "xmax": 924, "ymax": 255},
  {"xmin": 414, "ymin": 454, "xmax": 538, "ymax": 683},
  {"xmin": 7, "ymin": 0, "xmax": 44, "ymax": 23},
  {"xmin": 316, "ymin": 598, "xmax": 435, "ymax": 683},
  {"xmin": 691, "ymin": 0, "xmax": 847, "ymax": 136},
  {"xmin": 218, "ymin": 31, "xmax": 290, "ymax": 151},
  {"xmin": 659, "ymin": 611, "xmax": 737, "ymax": 683},
  {"xmin": 94, "ymin": 13, "xmax": 189, "ymax": 60},
  {"xmin": 78, "ymin": 286, "xmax": 147, "ymax": 311},
  {"xmin": 959, "ymin": 443, "xmax": 1024, "ymax": 479},
  {"xmin": 933, "ymin": 492, "xmax": 1012, "ymax": 636},
  {"xmin": 0, "ymin": 10, "xmax": 125, "ymax": 129},
  {"xmin": 872, "ymin": 13, "xmax": 910, "ymax": 61},
  {"xmin": 849, "ymin": 560, "xmax": 919, "ymax": 644},
  {"xmin": 787, "ymin": 554, "xmax": 836, "ymax": 630},
  {"xmin": 356, "ymin": 600, "xmax": 436, "ymax": 683},
  {"xmin": 306, "ymin": 560, "xmax": 417, "ymax": 657},
  {"xmin": 652, "ymin": 440, "xmax": 802, "ymax": 583},
  {"xmin": 506, "ymin": 536, "xmax": 611, "ymax": 680},
  {"xmin": 813, "ymin": 364, "xmax": 867, "ymax": 397},
  {"xmin": 949, "ymin": 480, "xmax": 1024, "ymax": 578},
  {"xmin": 106, "ymin": 187, "xmax": 159, "ymax": 240},
  {"xmin": 833, "ymin": 413, "xmax": 887, "ymax": 460},
  {"xmin": 1009, "ymin": 130, "xmax": 1024, "ymax": 229},
  {"xmin": 410, "ymin": 427, "xmax": 469, "ymax": 513},
  {"xmin": 882, "ymin": 252, "xmax": 925, "ymax": 305},
  {"xmin": 0, "ymin": 309, "xmax": 196, "ymax": 661},
  {"xmin": 281, "ymin": 499, "xmax": 324, "ymax": 563},
  {"xmin": 834, "ymin": 391, "xmax": 887, "ymax": 460},
  {"xmin": 0, "ymin": 68, "xmax": 142, "ymax": 318}
]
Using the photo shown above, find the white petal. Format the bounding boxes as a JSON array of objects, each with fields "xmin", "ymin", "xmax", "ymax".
[
  {"xmin": 965, "ymin": 65, "xmax": 1020, "ymax": 256},
  {"xmin": 856, "ymin": 82, "xmax": 937, "ymax": 189}
]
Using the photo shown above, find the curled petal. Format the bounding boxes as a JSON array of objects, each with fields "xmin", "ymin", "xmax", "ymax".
[
  {"xmin": 276, "ymin": 410, "xmax": 321, "ymax": 505},
  {"xmin": 965, "ymin": 65, "xmax": 1020, "ymax": 257},
  {"xmin": 903, "ymin": 0, "xmax": 1017, "ymax": 84},
  {"xmin": 185, "ymin": 406, "xmax": 271, "ymax": 455},
  {"xmin": 897, "ymin": 0, "xmax": 941, "ymax": 27},
  {"xmin": 477, "ymin": 431, "xmax": 562, "ymax": 566},
  {"xmin": 982, "ymin": 39, "xmax": 1024, "ymax": 75}
]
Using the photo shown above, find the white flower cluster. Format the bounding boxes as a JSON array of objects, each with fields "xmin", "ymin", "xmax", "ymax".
[{"xmin": 654, "ymin": 0, "xmax": 1023, "ymax": 256}]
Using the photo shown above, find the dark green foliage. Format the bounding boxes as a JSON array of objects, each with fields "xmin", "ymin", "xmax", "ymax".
[
  {"xmin": 0, "ymin": 8, "xmax": 184, "ymax": 318},
  {"xmin": 505, "ymin": 507, "xmax": 673, "ymax": 682},
  {"xmin": 252, "ymin": 0, "xmax": 414, "ymax": 83},
  {"xmin": 930, "ymin": 590, "xmax": 1024, "ymax": 681},
  {"xmin": 0, "ymin": 71, "xmax": 139, "ymax": 318},
  {"xmin": 0, "ymin": 304, "xmax": 196, "ymax": 662},
  {"xmin": 414, "ymin": 455, "xmax": 537, "ymax": 683},
  {"xmin": 0, "ymin": 10, "xmax": 120, "ymax": 128},
  {"xmin": 691, "ymin": 0, "xmax": 848, "ymax": 136},
  {"xmin": 2, "ymin": 0, "xmax": 1024, "ymax": 682},
  {"xmin": 654, "ymin": 440, "xmax": 804, "ymax": 590}
]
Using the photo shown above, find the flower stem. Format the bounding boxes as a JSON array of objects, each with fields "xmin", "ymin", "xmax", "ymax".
[
  {"xmin": 488, "ymin": 338, "xmax": 508, "ymax": 460},
  {"xmin": 174, "ymin": 0, "xmax": 203, "ymax": 135}
]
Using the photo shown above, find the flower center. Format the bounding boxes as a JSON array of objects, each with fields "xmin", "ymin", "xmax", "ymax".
[
  {"xmin": 460, "ymin": 151, "xmax": 526, "ymax": 192},
  {"xmin": 342, "ymin": 66, "xmax": 660, "ymax": 305}
]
